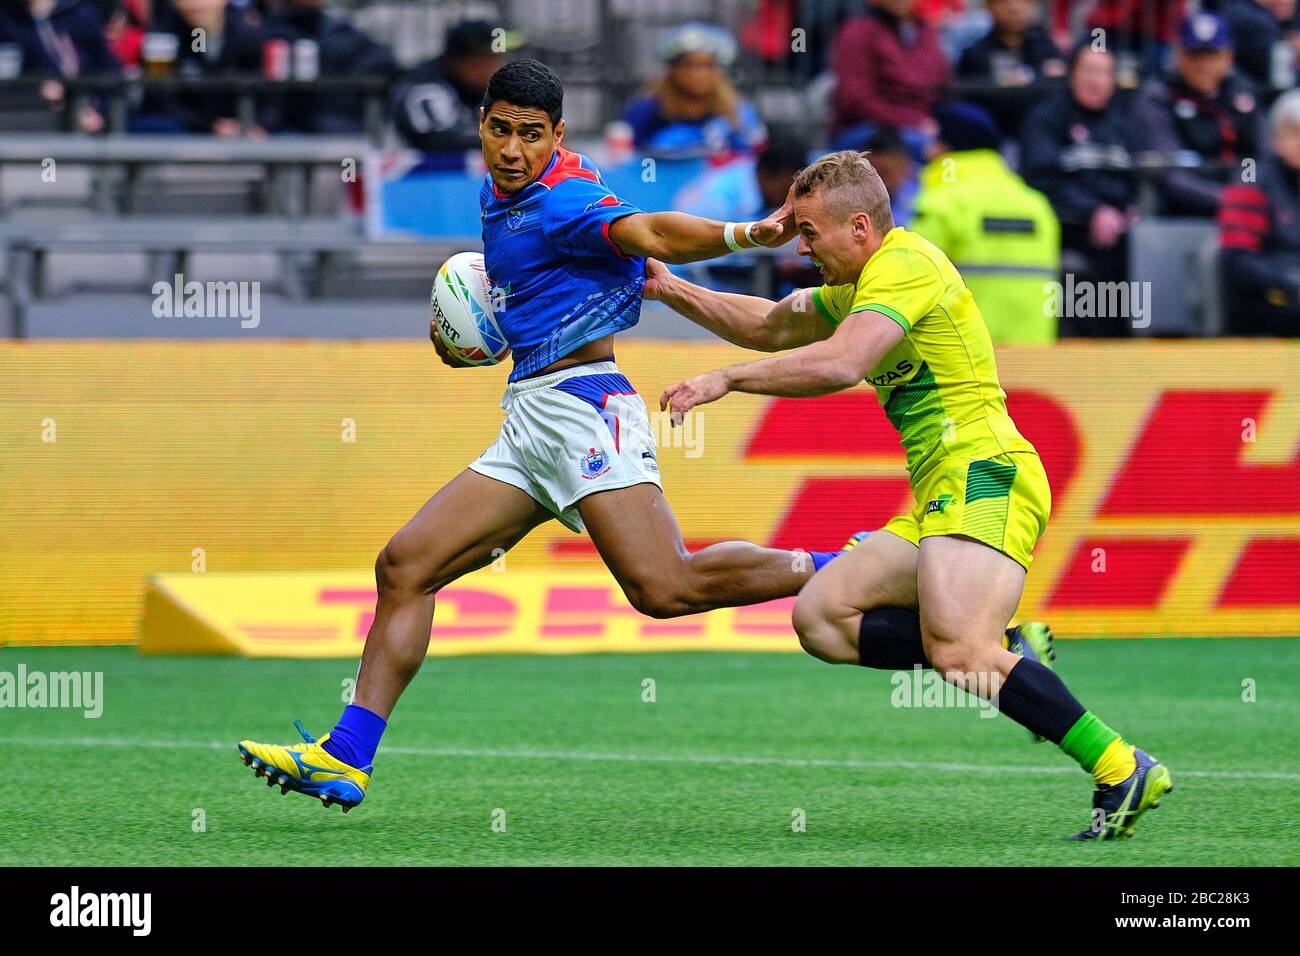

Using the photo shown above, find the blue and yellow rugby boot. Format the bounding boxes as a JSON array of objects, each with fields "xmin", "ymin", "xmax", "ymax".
[
  {"xmin": 1004, "ymin": 621, "xmax": 1056, "ymax": 669},
  {"xmin": 1069, "ymin": 748, "xmax": 1173, "ymax": 841},
  {"xmin": 1004, "ymin": 622, "xmax": 1057, "ymax": 742},
  {"xmin": 238, "ymin": 720, "xmax": 370, "ymax": 812}
]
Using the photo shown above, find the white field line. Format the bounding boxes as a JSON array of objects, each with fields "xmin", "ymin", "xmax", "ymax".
[{"xmin": 0, "ymin": 735, "xmax": 1297, "ymax": 783}]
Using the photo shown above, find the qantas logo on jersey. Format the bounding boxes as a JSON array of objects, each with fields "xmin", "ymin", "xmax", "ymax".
[{"xmin": 869, "ymin": 359, "xmax": 914, "ymax": 387}]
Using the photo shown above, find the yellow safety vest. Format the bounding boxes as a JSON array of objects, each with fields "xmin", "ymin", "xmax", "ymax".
[{"xmin": 911, "ymin": 149, "xmax": 1061, "ymax": 344}]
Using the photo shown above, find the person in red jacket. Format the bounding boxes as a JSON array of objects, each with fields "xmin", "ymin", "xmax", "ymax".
[
  {"xmin": 1217, "ymin": 88, "xmax": 1300, "ymax": 335},
  {"xmin": 830, "ymin": 0, "xmax": 949, "ymax": 154},
  {"xmin": 1050, "ymin": 0, "xmax": 1186, "ymax": 78},
  {"xmin": 1050, "ymin": 0, "xmax": 1186, "ymax": 45},
  {"xmin": 100, "ymin": 0, "xmax": 147, "ymax": 70},
  {"xmin": 916, "ymin": 0, "xmax": 966, "ymax": 22}
]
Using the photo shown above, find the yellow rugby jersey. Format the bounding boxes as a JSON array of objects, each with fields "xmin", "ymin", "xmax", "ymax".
[{"xmin": 810, "ymin": 227, "xmax": 1036, "ymax": 480}]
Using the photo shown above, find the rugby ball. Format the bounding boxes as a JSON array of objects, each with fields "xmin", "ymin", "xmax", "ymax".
[{"xmin": 431, "ymin": 252, "xmax": 510, "ymax": 365}]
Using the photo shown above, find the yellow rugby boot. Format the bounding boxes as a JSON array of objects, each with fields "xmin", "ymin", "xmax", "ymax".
[{"xmin": 237, "ymin": 720, "xmax": 370, "ymax": 811}]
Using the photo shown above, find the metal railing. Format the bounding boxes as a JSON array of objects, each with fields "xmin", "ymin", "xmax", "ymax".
[{"xmin": 0, "ymin": 75, "xmax": 392, "ymax": 144}]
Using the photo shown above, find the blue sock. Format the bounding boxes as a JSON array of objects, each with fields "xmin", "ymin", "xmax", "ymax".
[
  {"xmin": 321, "ymin": 704, "xmax": 386, "ymax": 769},
  {"xmin": 810, "ymin": 531, "xmax": 869, "ymax": 571}
]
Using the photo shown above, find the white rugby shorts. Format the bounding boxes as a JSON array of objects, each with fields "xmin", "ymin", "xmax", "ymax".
[{"xmin": 468, "ymin": 360, "xmax": 662, "ymax": 532}]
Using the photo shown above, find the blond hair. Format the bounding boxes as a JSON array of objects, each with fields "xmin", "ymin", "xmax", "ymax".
[
  {"xmin": 651, "ymin": 70, "xmax": 741, "ymax": 125},
  {"xmin": 792, "ymin": 150, "xmax": 894, "ymax": 233}
]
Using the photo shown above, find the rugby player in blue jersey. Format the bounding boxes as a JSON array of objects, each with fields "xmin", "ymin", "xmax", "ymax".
[{"xmin": 236, "ymin": 60, "xmax": 1048, "ymax": 811}]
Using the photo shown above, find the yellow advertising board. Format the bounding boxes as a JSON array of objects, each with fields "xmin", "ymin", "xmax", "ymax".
[
  {"xmin": 138, "ymin": 571, "xmax": 798, "ymax": 657},
  {"xmin": 2, "ymin": 339, "xmax": 1297, "ymax": 651}
]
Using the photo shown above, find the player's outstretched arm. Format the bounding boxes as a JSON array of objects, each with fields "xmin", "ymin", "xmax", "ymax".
[
  {"xmin": 659, "ymin": 309, "xmax": 905, "ymax": 423},
  {"xmin": 608, "ymin": 186, "xmax": 796, "ymax": 264},
  {"xmin": 644, "ymin": 258, "xmax": 831, "ymax": 352}
]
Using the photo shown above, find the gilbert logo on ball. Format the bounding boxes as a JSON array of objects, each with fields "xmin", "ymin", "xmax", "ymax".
[{"xmin": 431, "ymin": 252, "xmax": 510, "ymax": 365}]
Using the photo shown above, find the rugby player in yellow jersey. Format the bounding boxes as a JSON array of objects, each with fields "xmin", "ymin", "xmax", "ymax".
[{"xmin": 648, "ymin": 150, "xmax": 1172, "ymax": 841}]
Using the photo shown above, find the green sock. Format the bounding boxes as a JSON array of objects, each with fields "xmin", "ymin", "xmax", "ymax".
[{"xmin": 1059, "ymin": 711, "xmax": 1120, "ymax": 773}]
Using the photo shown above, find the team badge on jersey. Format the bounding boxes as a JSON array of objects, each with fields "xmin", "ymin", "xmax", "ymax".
[{"xmin": 580, "ymin": 447, "xmax": 610, "ymax": 480}]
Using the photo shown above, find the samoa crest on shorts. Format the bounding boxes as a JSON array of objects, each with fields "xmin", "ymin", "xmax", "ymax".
[{"xmin": 580, "ymin": 447, "xmax": 610, "ymax": 480}]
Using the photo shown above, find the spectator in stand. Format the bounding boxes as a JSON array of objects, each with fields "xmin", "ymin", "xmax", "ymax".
[
  {"xmin": 98, "ymin": 0, "xmax": 148, "ymax": 70},
  {"xmin": 392, "ymin": 19, "xmax": 504, "ymax": 155},
  {"xmin": 912, "ymin": 102, "xmax": 1061, "ymax": 343},
  {"xmin": 263, "ymin": 0, "xmax": 397, "ymax": 133},
  {"xmin": 739, "ymin": 0, "xmax": 839, "ymax": 78},
  {"xmin": 673, "ymin": 127, "xmax": 807, "ymax": 224},
  {"xmin": 740, "ymin": 0, "xmax": 798, "ymax": 70},
  {"xmin": 1218, "ymin": 88, "xmax": 1300, "ymax": 335},
  {"xmin": 862, "ymin": 125, "xmax": 918, "ymax": 225},
  {"xmin": 829, "ymin": 0, "xmax": 948, "ymax": 155},
  {"xmin": 0, "ymin": 0, "xmax": 121, "ymax": 131},
  {"xmin": 134, "ymin": 0, "xmax": 267, "ymax": 135},
  {"xmin": 1224, "ymin": 0, "xmax": 1300, "ymax": 88},
  {"xmin": 1133, "ymin": 12, "xmax": 1261, "ymax": 217},
  {"xmin": 622, "ymin": 22, "xmax": 765, "ymax": 161},
  {"xmin": 916, "ymin": 0, "xmax": 965, "ymax": 21},
  {"xmin": 917, "ymin": 0, "xmax": 994, "ymax": 62},
  {"xmin": 1050, "ymin": 0, "xmax": 1187, "ymax": 79},
  {"xmin": 957, "ymin": 0, "xmax": 1066, "ymax": 137},
  {"xmin": 672, "ymin": 128, "xmax": 812, "ymax": 293},
  {"xmin": 1021, "ymin": 43, "xmax": 1142, "ymax": 335}
]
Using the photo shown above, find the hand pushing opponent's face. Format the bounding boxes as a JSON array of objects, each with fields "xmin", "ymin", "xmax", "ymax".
[{"xmin": 480, "ymin": 102, "xmax": 565, "ymax": 195}]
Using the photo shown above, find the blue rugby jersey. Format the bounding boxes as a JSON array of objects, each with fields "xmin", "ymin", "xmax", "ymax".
[{"xmin": 479, "ymin": 147, "xmax": 647, "ymax": 381}]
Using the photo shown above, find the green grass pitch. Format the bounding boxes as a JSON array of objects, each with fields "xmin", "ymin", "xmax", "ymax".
[{"xmin": 1, "ymin": 638, "xmax": 1297, "ymax": 866}]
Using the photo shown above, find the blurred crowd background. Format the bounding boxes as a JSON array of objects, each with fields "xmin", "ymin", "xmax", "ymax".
[{"xmin": 2, "ymin": 0, "xmax": 1299, "ymax": 340}]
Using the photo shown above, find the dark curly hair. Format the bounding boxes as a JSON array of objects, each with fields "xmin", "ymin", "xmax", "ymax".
[{"xmin": 482, "ymin": 59, "xmax": 564, "ymax": 128}]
